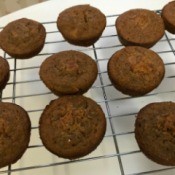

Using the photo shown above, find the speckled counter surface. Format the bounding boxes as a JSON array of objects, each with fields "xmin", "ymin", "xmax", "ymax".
[{"xmin": 0, "ymin": 0, "xmax": 47, "ymax": 17}]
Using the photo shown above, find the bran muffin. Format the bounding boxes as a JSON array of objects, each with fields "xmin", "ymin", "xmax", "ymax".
[
  {"xmin": 0, "ymin": 18, "xmax": 46, "ymax": 59},
  {"xmin": 0, "ymin": 102, "xmax": 31, "ymax": 168},
  {"xmin": 135, "ymin": 102, "xmax": 175, "ymax": 166},
  {"xmin": 116, "ymin": 9, "xmax": 165, "ymax": 48},
  {"xmin": 0, "ymin": 56, "xmax": 10, "ymax": 91},
  {"xmin": 39, "ymin": 95, "xmax": 106, "ymax": 159},
  {"xmin": 162, "ymin": 1, "xmax": 175, "ymax": 34},
  {"xmin": 39, "ymin": 50, "xmax": 98, "ymax": 96},
  {"xmin": 107, "ymin": 46, "xmax": 165, "ymax": 96},
  {"xmin": 57, "ymin": 5, "xmax": 106, "ymax": 46}
]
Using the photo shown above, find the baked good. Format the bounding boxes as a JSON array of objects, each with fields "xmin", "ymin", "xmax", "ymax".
[
  {"xmin": 39, "ymin": 50, "xmax": 98, "ymax": 96},
  {"xmin": 0, "ymin": 18, "xmax": 46, "ymax": 59},
  {"xmin": 57, "ymin": 5, "xmax": 106, "ymax": 46},
  {"xmin": 116, "ymin": 9, "xmax": 165, "ymax": 48},
  {"xmin": 0, "ymin": 102, "xmax": 31, "ymax": 168},
  {"xmin": 0, "ymin": 56, "xmax": 10, "ymax": 91},
  {"xmin": 107, "ymin": 46, "xmax": 165, "ymax": 96},
  {"xmin": 39, "ymin": 95, "xmax": 106, "ymax": 159},
  {"xmin": 135, "ymin": 102, "xmax": 175, "ymax": 166},
  {"xmin": 162, "ymin": 1, "xmax": 175, "ymax": 34}
]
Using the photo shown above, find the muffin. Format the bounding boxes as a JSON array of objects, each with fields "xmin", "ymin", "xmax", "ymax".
[
  {"xmin": 57, "ymin": 5, "xmax": 106, "ymax": 46},
  {"xmin": 0, "ymin": 102, "xmax": 31, "ymax": 168},
  {"xmin": 39, "ymin": 50, "xmax": 98, "ymax": 96},
  {"xmin": 107, "ymin": 46, "xmax": 165, "ymax": 96},
  {"xmin": 0, "ymin": 56, "xmax": 10, "ymax": 91},
  {"xmin": 135, "ymin": 102, "xmax": 175, "ymax": 166},
  {"xmin": 116, "ymin": 9, "xmax": 165, "ymax": 48},
  {"xmin": 0, "ymin": 18, "xmax": 46, "ymax": 59},
  {"xmin": 39, "ymin": 95, "xmax": 106, "ymax": 159},
  {"xmin": 162, "ymin": 1, "xmax": 175, "ymax": 34}
]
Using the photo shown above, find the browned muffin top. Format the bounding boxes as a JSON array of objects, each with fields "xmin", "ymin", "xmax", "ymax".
[
  {"xmin": 57, "ymin": 5, "xmax": 106, "ymax": 46},
  {"xmin": 107, "ymin": 46, "xmax": 165, "ymax": 96},
  {"xmin": 0, "ymin": 56, "xmax": 10, "ymax": 91},
  {"xmin": 116, "ymin": 9, "xmax": 164, "ymax": 48},
  {"xmin": 162, "ymin": 1, "xmax": 175, "ymax": 34},
  {"xmin": 0, "ymin": 102, "xmax": 31, "ymax": 168},
  {"xmin": 39, "ymin": 95, "xmax": 106, "ymax": 159},
  {"xmin": 0, "ymin": 18, "xmax": 46, "ymax": 58},
  {"xmin": 135, "ymin": 102, "xmax": 175, "ymax": 166},
  {"xmin": 39, "ymin": 50, "xmax": 98, "ymax": 96}
]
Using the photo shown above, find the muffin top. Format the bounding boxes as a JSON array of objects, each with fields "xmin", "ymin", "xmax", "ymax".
[
  {"xmin": 107, "ymin": 46, "xmax": 165, "ymax": 96},
  {"xmin": 39, "ymin": 50, "xmax": 98, "ymax": 96},
  {"xmin": 39, "ymin": 95, "xmax": 106, "ymax": 159},
  {"xmin": 57, "ymin": 5, "xmax": 106, "ymax": 46},
  {"xmin": 0, "ymin": 56, "xmax": 10, "ymax": 91},
  {"xmin": 0, "ymin": 18, "xmax": 46, "ymax": 58},
  {"xmin": 162, "ymin": 1, "xmax": 175, "ymax": 24},
  {"xmin": 135, "ymin": 102, "xmax": 175, "ymax": 166},
  {"xmin": 116, "ymin": 9, "xmax": 164, "ymax": 48},
  {"xmin": 162, "ymin": 1, "xmax": 175, "ymax": 34},
  {"xmin": 0, "ymin": 102, "xmax": 31, "ymax": 168}
]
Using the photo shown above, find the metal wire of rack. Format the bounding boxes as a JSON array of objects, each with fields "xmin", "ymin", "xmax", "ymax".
[{"xmin": 0, "ymin": 10, "xmax": 175, "ymax": 175}]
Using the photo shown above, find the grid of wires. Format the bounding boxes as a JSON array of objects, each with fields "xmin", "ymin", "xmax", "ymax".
[{"xmin": 0, "ymin": 10, "xmax": 175, "ymax": 175}]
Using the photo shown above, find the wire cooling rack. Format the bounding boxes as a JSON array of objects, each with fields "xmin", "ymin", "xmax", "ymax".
[{"xmin": 1, "ymin": 10, "xmax": 175, "ymax": 175}]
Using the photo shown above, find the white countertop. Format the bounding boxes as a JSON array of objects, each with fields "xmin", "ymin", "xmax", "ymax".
[{"xmin": 0, "ymin": 0, "xmax": 171, "ymax": 25}]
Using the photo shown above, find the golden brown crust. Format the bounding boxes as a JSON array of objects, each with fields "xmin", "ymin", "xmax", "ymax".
[
  {"xmin": 135, "ymin": 102, "xmax": 175, "ymax": 166},
  {"xmin": 116, "ymin": 9, "xmax": 165, "ymax": 48},
  {"xmin": 162, "ymin": 1, "xmax": 175, "ymax": 34},
  {"xmin": 0, "ymin": 102, "xmax": 31, "ymax": 168},
  {"xmin": 57, "ymin": 5, "xmax": 106, "ymax": 46},
  {"xmin": 39, "ymin": 50, "xmax": 98, "ymax": 96},
  {"xmin": 0, "ymin": 18, "xmax": 46, "ymax": 59},
  {"xmin": 107, "ymin": 46, "xmax": 165, "ymax": 96},
  {"xmin": 39, "ymin": 95, "xmax": 106, "ymax": 159}
]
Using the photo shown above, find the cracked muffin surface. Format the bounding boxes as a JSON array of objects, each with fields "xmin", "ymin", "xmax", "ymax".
[
  {"xmin": 39, "ymin": 50, "xmax": 98, "ymax": 96},
  {"xmin": 135, "ymin": 102, "xmax": 175, "ymax": 166},
  {"xmin": 39, "ymin": 95, "xmax": 106, "ymax": 159},
  {"xmin": 57, "ymin": 5, "xmax": 106, "ymax": 46}
]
